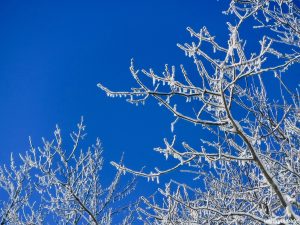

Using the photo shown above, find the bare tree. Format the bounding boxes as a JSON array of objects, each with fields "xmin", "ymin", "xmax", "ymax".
[
  {"xmin": 98, "ymin": 0, "xmax": 300, "ymax": 224},
  {"xmin": 0, "ymin": 118, "xmax": 136, "ymax": 225}
]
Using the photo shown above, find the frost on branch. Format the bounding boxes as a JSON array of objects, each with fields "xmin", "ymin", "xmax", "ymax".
[
  {"xmin": 0, "ymin": 118, "xmax": 136, "ymax": 225},
  {"xmin": 229, "ymin": 0, "xmax": 300, "ymax": 51},
  {"xmin": 98, "ymin": 0, "xmax": 300, "ymax": 224}
]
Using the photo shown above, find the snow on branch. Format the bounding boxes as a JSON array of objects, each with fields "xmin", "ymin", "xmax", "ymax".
[
  {"xmin": 98, "ymin": 0, "xmax": 300, "ymax": 223},
  {"xmin": 0, "ymin": 119, "xmax": 137, "ymax": 225}
]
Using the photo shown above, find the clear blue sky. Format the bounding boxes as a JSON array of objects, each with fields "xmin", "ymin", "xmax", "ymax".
[
  {"xmin": 0, "ymin": 0, "xmax": 230, "ymax": 187},
  {"xmin": 0, "ymin": 0, "xmax": 299, "ymax": 201}
]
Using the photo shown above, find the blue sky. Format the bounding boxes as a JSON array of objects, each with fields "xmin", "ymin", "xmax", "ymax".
[
  {"xmin": 1, "ymin": 0, "xmax": 299, "ymax": 205},
  {"xmin": 0, "ymin": 0, "xmax": 230, "ymax": 189}
]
